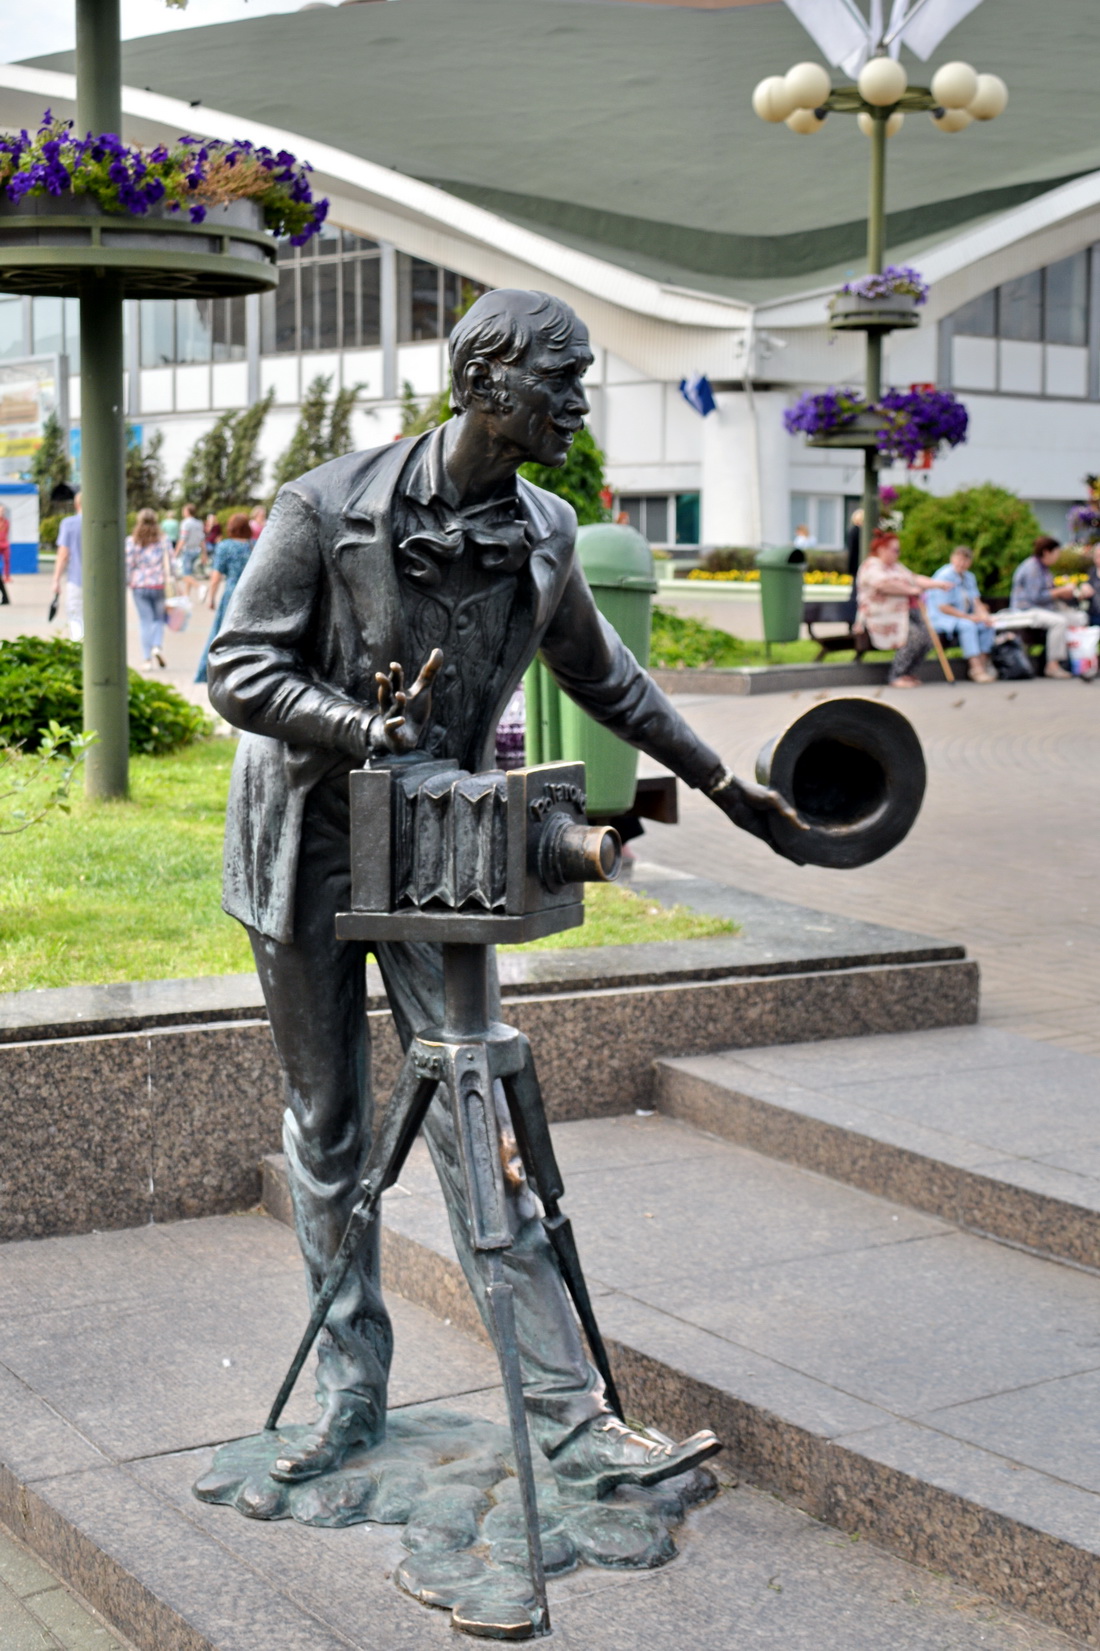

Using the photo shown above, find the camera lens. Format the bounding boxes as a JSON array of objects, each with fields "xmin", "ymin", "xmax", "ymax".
[{"xmin": 539, "ymin": 818, "xmax": 622, "ymax": 890}]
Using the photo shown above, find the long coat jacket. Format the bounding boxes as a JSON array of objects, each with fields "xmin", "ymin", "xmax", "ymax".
[{"xmin": 207, "ymin": 434, "xmax": 724, "ymax": 944}]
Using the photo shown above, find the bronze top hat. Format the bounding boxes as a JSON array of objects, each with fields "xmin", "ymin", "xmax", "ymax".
[{"xmin": 756, "ymin": 698, "xmax": 926, "ymax": 870}]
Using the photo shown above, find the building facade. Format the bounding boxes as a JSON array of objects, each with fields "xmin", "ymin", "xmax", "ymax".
[{"xmin": 7, "ymin": 0, "xmax": 1100, "ymax": 552}]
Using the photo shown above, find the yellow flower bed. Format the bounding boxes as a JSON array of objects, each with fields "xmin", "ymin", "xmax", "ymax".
[{"xmin": 685, "ymin": 569, "xmax": 852, "ymax": 586}]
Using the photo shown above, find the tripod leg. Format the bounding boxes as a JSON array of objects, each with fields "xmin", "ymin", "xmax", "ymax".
[
  {"xmin": 264, "ymin": 1044, "xmax": 440, "ymax": 1434},
  {"xmin": 446, "ymin": 1043, "xmax": 549, "ymax": 1636},
  {"xmin": 501, "ymin": 1046, "xmax": 625, "ymax": 1422}
]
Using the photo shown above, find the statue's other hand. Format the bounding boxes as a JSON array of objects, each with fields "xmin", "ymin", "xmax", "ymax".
[
  {"xmin": 374, "ymin": 648, "xmax": 445, "ymax": 753},
  {"xmin": 707, "ymin": 767, "xmax": 808, "ymax": 862}
]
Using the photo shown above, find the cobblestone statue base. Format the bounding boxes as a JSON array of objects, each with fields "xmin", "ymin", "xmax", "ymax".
[{"xmin": 194, "ymin": 1405, "xmax": 719, "ymax": 1640}]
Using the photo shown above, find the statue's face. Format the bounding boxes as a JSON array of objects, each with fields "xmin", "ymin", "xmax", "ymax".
[{"xmin": 491, "ymin": 328, "xmax": 593, "ymax": 467}]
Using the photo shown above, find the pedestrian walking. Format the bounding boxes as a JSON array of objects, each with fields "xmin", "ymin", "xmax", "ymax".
[
  {"xmin": 195, "ymin": 512, "xmax": 254, "ymax": 684},
  {"xmin": 0, "ymin": 503, "xmax": 9, "ymax": 605},
  {"xmin": 175, "ymin": 502, "xmax": 206, "ymax": 597},
  {"xmin": 51, "ymin": 495, "xmax": 83, "ymax": 638},
  {"xmin": 125, "ymin": 507, "xmax": 172, "ymax": 668}
]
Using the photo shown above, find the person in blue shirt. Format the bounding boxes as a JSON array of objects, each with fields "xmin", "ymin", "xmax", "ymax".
[
  {"xmin": 924, "ymin": 545, "xmax": 997, "ymax": 683},
  {"xmin": 992, "ymin": 536, "xmax": 1083, "ymax": 679},
  {"xmin": 51, "ymin": 494, "xmax": 83, "ymax": 640}
]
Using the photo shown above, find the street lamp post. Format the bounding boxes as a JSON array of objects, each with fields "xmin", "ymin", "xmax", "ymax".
[
  {"xmin": 76, "ymin": 0, "xmax": 129, "ymax": 799},
  {"xmin": 754, "ymin": 54, "xmax": 1007, "ymax": 562}
]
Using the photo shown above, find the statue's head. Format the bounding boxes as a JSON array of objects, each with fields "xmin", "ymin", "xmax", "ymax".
[{"xmin": 449, "ymin": 289, "xmax": 593, "ymax": 468}]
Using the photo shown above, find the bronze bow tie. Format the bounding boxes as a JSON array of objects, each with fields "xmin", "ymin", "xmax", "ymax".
[{"xmin": 398, "ymin": 501, "xmax": 531, "ymax": 588}]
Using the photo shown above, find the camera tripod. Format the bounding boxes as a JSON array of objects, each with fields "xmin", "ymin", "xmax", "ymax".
[{"xmin": 264, "ymin": 940, "xmax": 624, "ymax": 1639}]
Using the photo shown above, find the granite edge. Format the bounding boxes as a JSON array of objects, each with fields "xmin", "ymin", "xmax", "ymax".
[{"xmin": 653, "ymin": 1063, "xmax": 1100, "ymax": 1272}]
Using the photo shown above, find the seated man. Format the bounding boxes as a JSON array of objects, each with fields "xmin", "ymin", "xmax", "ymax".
[
  {"xmin": 993, "ymin": 535, "xmax": 1079, "ymax": 679},
  {"xmin": 925, "ymin": 545, "xmax": 996, "ymax": 683}
]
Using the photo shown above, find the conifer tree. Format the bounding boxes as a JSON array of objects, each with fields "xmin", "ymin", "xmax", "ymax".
[
  {"xmin": 177, "ymin": 390, "xmax": 274, "ymax": 515},
  {"xmin": 30, "ymin": 412, "xmax": 71, "ymax": 514}
]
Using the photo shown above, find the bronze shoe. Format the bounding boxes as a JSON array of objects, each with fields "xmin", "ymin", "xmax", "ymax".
[
  {"xmin": 270, "ymin": 1403, "xmax": 380, "ymax": 1483},
  {"xmin": 548, "ymin": 1415, "xmax": 720, "ymax": 1501}
]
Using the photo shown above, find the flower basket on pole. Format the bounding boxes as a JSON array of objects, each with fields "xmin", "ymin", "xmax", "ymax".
[{"xmin": 0, "ymin": 195, "xmax": 277, "ymax": 298}]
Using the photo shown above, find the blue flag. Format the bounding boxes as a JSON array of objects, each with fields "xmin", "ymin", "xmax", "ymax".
[{"xmin": 680, "ymin": 374, "xmax": 717, "ymax": 417}]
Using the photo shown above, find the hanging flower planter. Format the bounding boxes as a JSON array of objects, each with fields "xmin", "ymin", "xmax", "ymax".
[
  {"xmin": 828, "ymin": 265, "xmax": 928, "ymax": 333},
  {"xmin": 0, "ymin": 112, "xmax": 328, "ymax": 299},
  {"xmin": 828, "ymin": 290, "xmax": 920, "ymax": 331},
  {"xmin": 784, "ymin": 384, "xmax": 968, "ymax": 462},
  {"xmin": 806, "ymin": 408, "xmax": 891, "ymax": 448},
  {"xmin": 0, "ymin": 192, "xmax": 276, "ymax": 298}
]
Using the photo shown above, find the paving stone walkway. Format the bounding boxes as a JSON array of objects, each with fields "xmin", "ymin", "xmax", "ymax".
[
  {"xmin": 0, "ymin": 1210, "xmax": 1086, "ymax": 1650},
  {"xmin": 0, "ymin": 1524, "xmax": 130, "ymax": 1650},
  {"xmin": 637, "ymin": 680, "xmax": 1100, "ymax": 1056}
]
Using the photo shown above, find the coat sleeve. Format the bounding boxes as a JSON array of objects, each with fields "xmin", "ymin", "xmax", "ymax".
[
  {"xmin": 206, "ymin": 486, "xmax": 375, "ymax": 760},
  {"xmin": 537, "ymin": 554, "xmax": 724, "ymax": 792}
]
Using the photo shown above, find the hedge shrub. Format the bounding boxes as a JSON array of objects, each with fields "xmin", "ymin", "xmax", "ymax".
[
  {"xmin": 0, "ymin": 636, "xmax": 212, "ymax": 755},
  {"xmin": 650, "ymin": 606, "xmax": 747, "ymax": 668},
  {"xmin": 893, "ymin": 483, "xmax": 1041, "ymax": 599}
]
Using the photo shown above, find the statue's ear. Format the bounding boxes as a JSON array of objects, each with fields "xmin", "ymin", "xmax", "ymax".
[{"xmin": 464, "ymin": 357, "xmax": 510, "ymax": 416}]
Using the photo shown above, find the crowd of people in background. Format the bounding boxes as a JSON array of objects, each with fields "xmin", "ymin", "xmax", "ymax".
[
  {"xmin": 16, "ymin": 492, "xmax": 1100, "ymax": 692},
  {"xmin": 853, "ymin": 514, "xmax": 1100, "ymax": 686}
]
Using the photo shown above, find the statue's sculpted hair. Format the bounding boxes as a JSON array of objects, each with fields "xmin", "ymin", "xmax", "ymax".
[{"xmin": 449, "ymin": 289, "xmax": 582, "ymax": 411}]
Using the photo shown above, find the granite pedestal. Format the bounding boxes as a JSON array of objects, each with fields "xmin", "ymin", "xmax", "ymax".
[{"xmin": 0, "ymin": 878, "xmax": 976, "ymax": 1243}]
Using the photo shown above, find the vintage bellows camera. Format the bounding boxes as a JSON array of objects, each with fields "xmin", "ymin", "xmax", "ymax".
[{"xmin": 336, "ymin": 758, "xmax": 622, "ymax": 945}]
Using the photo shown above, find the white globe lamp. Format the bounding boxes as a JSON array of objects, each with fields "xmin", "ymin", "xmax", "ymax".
[
  {"xmin": 858, "ymin": 56, "xmax": 907, "ymax": 106},
  {"xmin": 786, "ymin": 107, "xmax": 826, "ymax": 134},
  {"xmin": 968, "ymin": 73, "xmax": 1008, "ymax": 120},
  {"xmin": 858, "ymin": 110, "xmax": 904, "ymax": 138},
  {"xmin": 752, "ymin": 75, "xmax": 795, "ymax": 123},
  {"xmin": 931, "ymin": 106, "xmax": 973, "ymax": 132},
  {"xmin": 785, "ymin": 61, "xmax": 831, "ymax": 110},
  {"xmin": 931, "ymin": 61, "xmax": 979, "ymax": 109}
]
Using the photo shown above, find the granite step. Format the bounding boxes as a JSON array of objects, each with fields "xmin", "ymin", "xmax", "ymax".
[
  {"xmin": 1, "ymin": 1213, "xmax": 1079, "ymax": 1651},
  {"xmin": 653, "ymin": 1028, "xmax": 1100, "ymax": 1270},
  {"xmin": 0, "ymin": 877, "xmax": 977, "ymax": 1247},
  {"xmin": 264, "ymin": 1111, "xmax": 1100, "ymax": 1645}
]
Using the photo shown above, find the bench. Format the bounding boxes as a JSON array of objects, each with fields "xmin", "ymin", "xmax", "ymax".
[
  {"xmin": 803, "ymin": 598, "xmax": 870, "ymax": 662},
  {"xmin": 805, "ymin": 596, "xmax": 1053, "ymax": 669}
]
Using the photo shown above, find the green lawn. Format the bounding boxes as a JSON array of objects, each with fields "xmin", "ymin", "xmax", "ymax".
[
  {"xmin": 0, "ymin": 741, "xmax": 734, "ymax": 994},
  {"xmin": 649, "ymin": 607, "xmax": 899, "ymax": 670}
]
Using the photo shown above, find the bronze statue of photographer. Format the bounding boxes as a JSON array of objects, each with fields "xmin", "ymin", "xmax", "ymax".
[{"xmin": 207, "ymin": 288, "xmax": 800, "ymax": 1493}]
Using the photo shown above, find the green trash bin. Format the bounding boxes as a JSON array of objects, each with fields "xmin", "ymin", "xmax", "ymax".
[
  {"xmin": 525, "ymin": 523, "xmax": 657, "ymax": 816},
  {"xmin": 755, "ymin": 544, "xmax": 807, "ymax": 646}
]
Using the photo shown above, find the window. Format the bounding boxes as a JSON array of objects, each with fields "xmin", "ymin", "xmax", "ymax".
[
  {"xmin": 947, "ymin": 251, "xmax": 1095, "ymax": 398},
  {"xmin": 397, "ymin": 255, "xmax": 488, "ymax": 344},
  {"xmin": 0, "ymin": 297, "xmax": 23, "ymax": 360},
  {"xmin": 139, "ymin": 297, "xmax": 244, "ymax": 366},
  {"xmin": 28, "ymin": 295, "xmax": 80, "ymax": 368},
  {"xmin": 32, "ymin": 296, "xmax": 64, "ymax": 357},
  {"xmin": 789, "ymin": 493, "xmax": 842, "ymax": 549},
  {"xmin": 952, "ymin": 290, "xmax": 997, "ymax": 337},
  {"xmin": 618, "ymin": 495, "xmax": 670, "ymax": 543},
  {"xmin": 999, "ymin": 271, "xmax": 1042, "ymax": 342},
  {"xmin": 262, "ymin": 230, "xmax": 389, "ymax": 355},
  {"xmin": 1045, "ymin": 252, "xmax": 1087, "ymax": 346},
  {"xmin": 675, "ymin": 492, "xmax": 700, "ymax": 545}
]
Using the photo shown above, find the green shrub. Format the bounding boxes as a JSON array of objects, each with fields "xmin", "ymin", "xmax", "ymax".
[
  {"xmin": 702, "ymin": 546, "xmax": 757, "ymax": 573},
  {"xmin": 650, "ymin": 606, "xmax": 747, "ymax": 668},
  {"xmin": 38, "ymin": 513, "xmax": 61, "ymax": 549},
  {"xmin": 0, "ymin": 636, "xmax": 212, "ymax": 755},
  {"xmin": 806, "ymin": 549, "xmax": 847, "ymax": 574},
  {"xmin": 893, "ymin": 483, "xmax": 1041, "ymax": 598}
]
